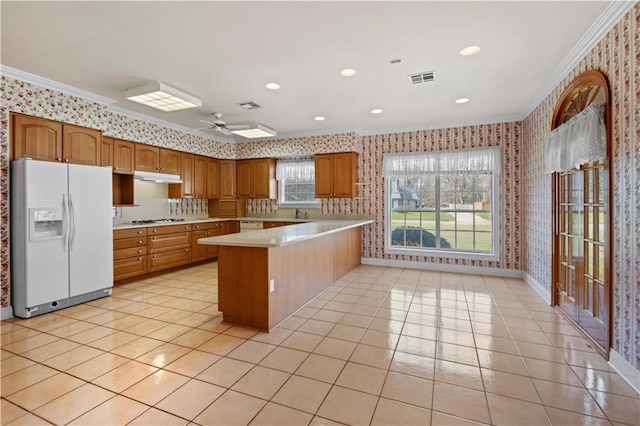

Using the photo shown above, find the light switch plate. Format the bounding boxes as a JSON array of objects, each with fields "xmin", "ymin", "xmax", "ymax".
[{"xmin": 269, "ymin": 279, "xmax": 275, "ymax": 292}]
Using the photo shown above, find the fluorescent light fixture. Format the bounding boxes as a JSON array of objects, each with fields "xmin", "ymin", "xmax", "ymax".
[
  {"xmin": 125, "ymin": 81, "xmax": 202, "ymax": 112},
  {"xmin": 315, "ymin": 116, "xmax": 326, "ymax": 121},
  {"xmin": 265, "ymin": 82, "xmax": 281, "ymax": 90},
  {"xmin": 455, "ymin": 97, "xmax": 470, "ymax": 104},
  {"xmin": 231, "ymin": 123, "xmax": 277, "ymax": 139},
  {"xmin": 370, "ymin": 108, "xmax": 383, "ymax": 114}
]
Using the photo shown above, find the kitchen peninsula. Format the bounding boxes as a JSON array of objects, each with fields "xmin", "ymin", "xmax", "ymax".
[{"xmin": 199, "ymin": 219, "xmax": 373, "ymax": 331}]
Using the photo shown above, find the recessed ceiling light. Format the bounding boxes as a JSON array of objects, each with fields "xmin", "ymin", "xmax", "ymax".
[
  {"xmin": 455, "ymin": 98, "xmax": 470, "ymax": 104},
  {"xmin": 370, "ymin": 109, "xmax": 383, "ymax": 114},
  {"xmin": 315, "ymin": 116, "xmax": 326, "ymax": 121},
  {"xmin": 265, "ymin": 83, "xmax": 281, "ymax": 90},
  {"xmin": 340, "ymin": 68, "xmax": 357, "ymax": 77},
  {"xmin": 460, "ymin": 45, "xmax": 480, "ymax": 56}
]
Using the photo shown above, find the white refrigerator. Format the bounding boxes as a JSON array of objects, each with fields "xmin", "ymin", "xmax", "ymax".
[{"xmin": 11, "ymin": 158, "xmax": 113, "ymax": 318}]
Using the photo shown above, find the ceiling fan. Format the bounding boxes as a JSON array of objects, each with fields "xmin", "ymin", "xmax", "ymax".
[{"xmin": 197, "ymin": 112, "xmax": 240, "ymax": 135}]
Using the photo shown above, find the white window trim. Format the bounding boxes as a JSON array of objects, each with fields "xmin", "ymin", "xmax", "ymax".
[
  {"xmin": 276, "ymin": 159, "xmax": 321, "ymax": 208},
  {"xmin": 383, "ymin": 148, "xmax": 501, "ymax": 261}
]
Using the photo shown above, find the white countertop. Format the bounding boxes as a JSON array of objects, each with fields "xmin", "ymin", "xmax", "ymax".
[
  {"xmin": 198, "ymin": 219, "xmax": 374, "ymax": 248},
  {"xmin": 112, "ymin": 217, "xmax": 311, "ymax": 230}
]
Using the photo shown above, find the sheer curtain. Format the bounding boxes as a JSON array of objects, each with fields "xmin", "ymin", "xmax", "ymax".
[
  {"xmin": 546, "ymin": 102, "xmax": 606, "ymax": 173},
  {"xmin": 382, "ymin": 146, "xmax": 500, "ymax": 179},
  {"xmin": 276, "ymin": 159, "xmax": 315, "ymax": 181}
]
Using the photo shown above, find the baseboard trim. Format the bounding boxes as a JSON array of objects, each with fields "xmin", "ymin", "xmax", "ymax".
[
  {"xmin": 360, "ymin": 258, "xmax": 522, "ymax": 278},
  {"xmin": 1, "ymin": 306, "xmax": 14, "ymax": 321},
  {"xmin": 609, "ymin": 349, "xmax": 640, "ymax": 396},
  {"xmin": 522, "ymin": 271, "xmax": 551, "ymax": 305}
]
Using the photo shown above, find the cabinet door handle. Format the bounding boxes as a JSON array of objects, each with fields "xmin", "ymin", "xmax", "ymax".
[
  {"xmin": 137, "ymin": 249, "xmax": 142, "ymax": 253},
  {"xmin": 153, "ymin": 255, "xmax": 157, "ymax": 258},
  {"xmin": 152, "ymin": 236, "xmax": 157, "ymax": 240},
  {"xmin": 185, "ymin": 233, "xmax": 188, "ymax": 236},
  {"xmin": 185, "ymin": 249, "xmax": 189, "ymax": 252},
  {"xmin": 138, "ymin": 240, "xmax": 143, "ymax": 244},
  {"xmin": 138, "ymin": 257, "xmax": 142, "ymax": 261},
  {"xmin": 137, "ymin": 230, "xmax": 143, "ymax": 234},
  {"xmin": 56, "ymin": 157, "xmax": 62, "ymax": 162}
]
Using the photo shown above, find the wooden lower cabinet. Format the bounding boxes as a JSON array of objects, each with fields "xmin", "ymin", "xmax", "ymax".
[
  {"xmin": 113, "ymin": 221, "xmax": 235, "ymax": 282},
  {"xmin": 263, "ymin": 221, "xmax": 298, "ymax": 229},
  {"xmin": 148, "ymin": 248, "xmax": 192, "ymax": 272},
  {"xmin": 114, "ymin": 256, "xmax": 147, "ymax": 281},
  {"xmin": 192, "ymin": 222, "xmax": 223, "ymax": 261},
  {"xmin": 113, "ymin": 228, "xmax": 148, "ymax": 281}
]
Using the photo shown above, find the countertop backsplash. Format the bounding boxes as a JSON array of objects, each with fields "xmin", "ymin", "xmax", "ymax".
[{"xmin": 112, "ymin": 181, "xmax": 208, "ymax": 225}]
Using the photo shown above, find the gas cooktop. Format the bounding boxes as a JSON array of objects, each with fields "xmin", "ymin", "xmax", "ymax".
[{"xmin": 131, "ymin": 218, "xmax": 186, "ymax": 225}]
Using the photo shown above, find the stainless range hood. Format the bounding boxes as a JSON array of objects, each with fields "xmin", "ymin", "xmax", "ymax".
[{"xmin": 133, "ymin": 170, "xmax": 182, "ymax": 184}]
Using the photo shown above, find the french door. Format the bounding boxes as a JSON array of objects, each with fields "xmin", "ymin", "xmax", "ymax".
[{"xmin": 555, "ymin": 159, "xmax": 609, "ymax": 354}]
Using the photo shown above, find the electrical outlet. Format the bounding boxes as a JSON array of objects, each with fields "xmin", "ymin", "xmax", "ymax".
[{"xmin": 269, "ymin": 279, "xmax": 275, "ymax": 292}]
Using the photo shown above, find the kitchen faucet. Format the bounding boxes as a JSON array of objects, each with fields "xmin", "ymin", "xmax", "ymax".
[{"xmin": 295, "ymin": 208, "xmax": 301, "ymax": 219}]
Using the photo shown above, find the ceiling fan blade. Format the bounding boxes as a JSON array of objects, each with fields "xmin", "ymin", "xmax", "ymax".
[
  {"xmin": 199, "ymin": 119, "xmax": 217, "ymax": 126},
  {"xmin": 219, "ymin": 128, "xmax": 233, "ymax": 136}
]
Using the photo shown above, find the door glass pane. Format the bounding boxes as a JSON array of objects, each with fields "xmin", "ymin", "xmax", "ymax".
[{"xmin": 585, "ymin": 277, "xmax": 594, "ymax": 315}]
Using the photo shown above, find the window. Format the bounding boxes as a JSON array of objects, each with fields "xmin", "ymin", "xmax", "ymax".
[
  {"xmin": 383, "ymin": 147, "xmax": 500, "ymax": 260},
  {"xmin": 276, "ymin": 159, "xmax": 320, "ymax": 207}
]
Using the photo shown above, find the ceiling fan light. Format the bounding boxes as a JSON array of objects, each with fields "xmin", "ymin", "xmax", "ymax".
[
  {"xmin": 231, "ymin": 123, "xmax": 277, "ymax": 139},
  {"xmin": 125, "ymin": 81, "xmax": 202, "ymax": 111}
]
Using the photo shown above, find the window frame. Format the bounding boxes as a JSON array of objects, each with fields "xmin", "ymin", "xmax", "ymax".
[
  {"xmin": 276, "ymin": 159, "xmax": 321, "ymax": 208},
  {"xmin": 384, "ymin": 148, "xmax": 501, "ymax": 261}
]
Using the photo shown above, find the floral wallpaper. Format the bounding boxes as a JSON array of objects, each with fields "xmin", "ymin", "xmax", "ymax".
[{"xmin": 523, "ymin": 4, "xmax": 639, "ymax": 369}]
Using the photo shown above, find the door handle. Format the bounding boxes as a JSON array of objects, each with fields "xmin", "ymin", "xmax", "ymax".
[
  {"xmin": 69, "ymin": 194, "xmax": 76, "ymax": 250},
  {"xmin": 62, "ymin": 194, "xmax": 68, "ymax": 252}
]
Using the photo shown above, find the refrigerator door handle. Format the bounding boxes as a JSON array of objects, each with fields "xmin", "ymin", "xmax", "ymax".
[
  {"xmin": 62, "ymin": 193, "xmax": 69, "ymax": 251},
  {"xmin": 69, "ymin": 194, "xmax": 77, "ymax": 250}
]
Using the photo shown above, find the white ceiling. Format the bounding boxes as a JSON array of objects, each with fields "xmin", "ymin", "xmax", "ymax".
[{"xmin": 1, "ymin": 1, "xmax": 613, "ymax": 141}]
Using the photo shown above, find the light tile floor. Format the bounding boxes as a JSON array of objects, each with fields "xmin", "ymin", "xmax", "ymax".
[{"xmin": 1, "ymin": 263, "xmax": 638, "ymax": 425}]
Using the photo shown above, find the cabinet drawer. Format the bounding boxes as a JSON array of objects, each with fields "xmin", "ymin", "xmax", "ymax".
[
  {"xmin": 114, "ymin": 246, "xmax": 147, "ymax": 260},
  {"xmin": 192, "ymin": 222, "xmax": 221, "ymax": 231},
  {"xmin": 114, "ymin": 227, "xmax": 147, "ymax": 239},
  {"xmin": 148, "ymin": 232, "xmax": 191, "ymax": 253},
  {"xmin": 148, "ymin": 248, "xmax": 191, "ymax": 272},
  {"xmin": 147, "ymin": 224, "xmax": 192, "ymax": 235},
  {"xmin": 114, "ymin": 237, "xmax": 147, "ymax": 250},
  {"xmin": 114, "ymin": 255, "xmax": 147, "ymax": 281}
]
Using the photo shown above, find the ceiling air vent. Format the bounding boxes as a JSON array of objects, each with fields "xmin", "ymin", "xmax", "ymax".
[
  {"xmin": 408, "ymin": 71, "xmax": 435, "ymax": 86},
  {"xmin": 239, "ymin": 101, "xmax": 262, "ymax": 110}
]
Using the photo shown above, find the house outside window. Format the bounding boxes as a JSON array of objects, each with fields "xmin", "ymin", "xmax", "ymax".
[
  {"xmin": 276, "ymin": 159, "xmax": 320, "ymax": 207},
  {"xmin": 383, "ymin": 147, "xmax": 501, "ymax": 260}
]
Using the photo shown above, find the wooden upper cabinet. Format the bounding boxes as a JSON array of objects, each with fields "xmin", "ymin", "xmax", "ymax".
[
  {"xmin": 193, "ymin": 155, "xmax": 207, "ymax": 198},
  {"xmin": 113, "ymin": 139, "xmax": 135, "ymax": 174},
  {"xmin": 169, "ymin": 153, "xmax": 194, "ymax": 198},
  {"xmin": 10, "ymin": 113, "xmax": 102, "ymax": 166},
  {"xmin": 12, "ymin": 114, "xmax": 63, "ymax": 162},
  {"xmin": 314, "ymin": 154, "xmax": 335, "ymax": 198},
  {"xmin": 236, "ymin": 158, "xmax": 276, "ymax": 199},
  {"xmin": 219, "ymin": 160, "xmax": 236, "ymax": 199},
  {"xmin": 207, "ymin": 158, "xmax": 220, "ymax": 199},
  {"xmin": 135, "ymin": 144, "xmax": 159, "ymax": 172},
  {"xmin": 101, "ymin": 136, "xmax": 113, "ymax": 167},
  {"xmin": 159, "ymin": 148, "xmax": 181, "ymax": 174},
  {"xmin": 62, "ymin": 124, "xmax": 101, "ymax": 166},
  {"xmin": 236, "ymin": 160, "xmax": 253, "ymax": 199},
  {"xmin": 314, "ymin": 152, "xmax": 358, "ymax": 198}
]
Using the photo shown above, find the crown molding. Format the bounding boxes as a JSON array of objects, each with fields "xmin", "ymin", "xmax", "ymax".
[
  {"xmin": 0, "ymin": 65, "xmax": 117, "ymax": 105},
  {"xmin": 522, "ymin": 0, "xmax": 636, "ymax": 117},
  {"xmin": 354, "ymin": 113, "xmax": 525, "ymax": 137},
  {"xmin": 106, "ymin": 104, "xmax": 232, "ymax": 143}
]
